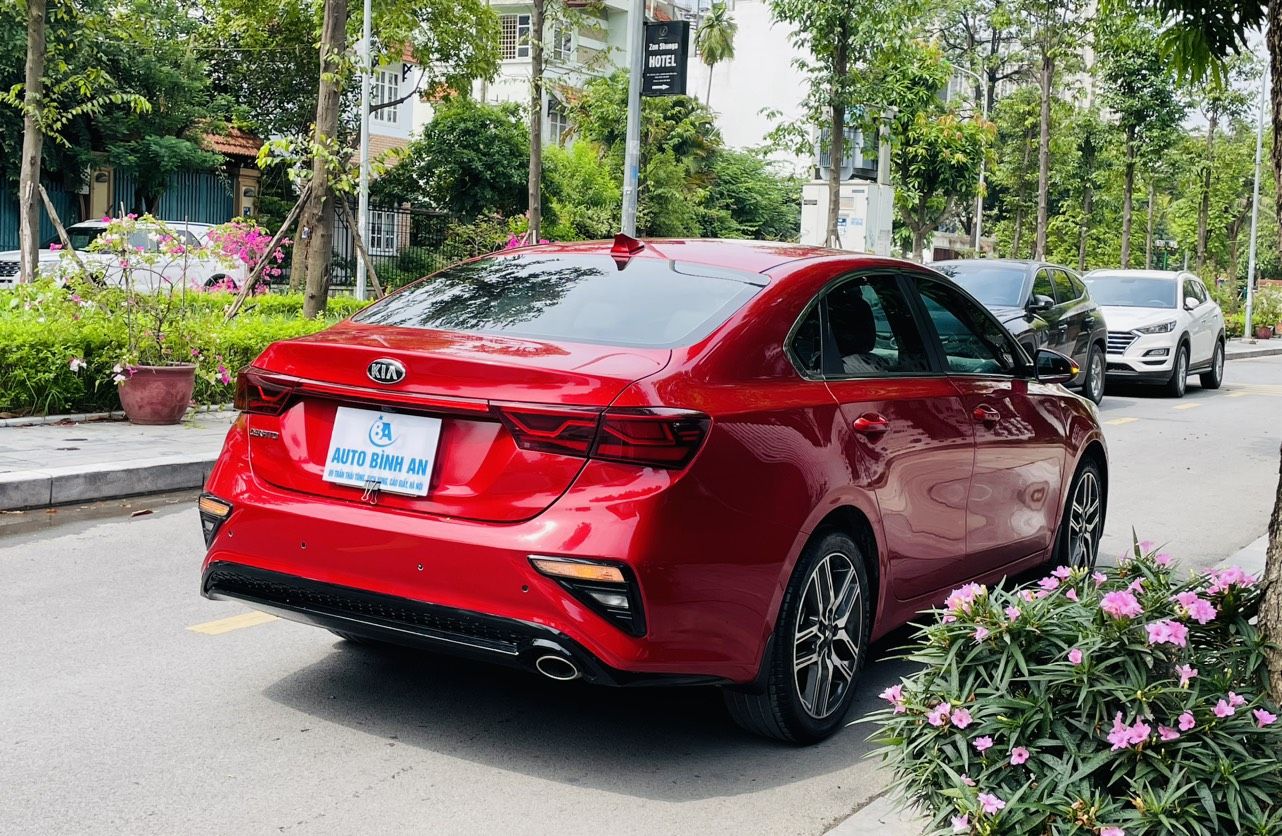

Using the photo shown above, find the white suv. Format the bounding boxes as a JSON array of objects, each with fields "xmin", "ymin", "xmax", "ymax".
[
  {"xmin": 1082, "ymin": 269, "xmax": 1225, "ymax": 398},
  {"xmin": 0, "ymin": 220, "xmax": 248, "ymax": 292}
]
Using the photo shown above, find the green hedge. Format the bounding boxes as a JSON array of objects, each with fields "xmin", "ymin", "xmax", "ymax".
[{"xmin": 0, "ymin": 286, "xmax": 368, "ymax": 416}]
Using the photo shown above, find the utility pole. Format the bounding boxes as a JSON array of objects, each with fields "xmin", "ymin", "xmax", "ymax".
[
  {"xmin": 621, "ymin": 0, "xmax": 644, "ymax": 236},
  {"xmin": 953, "ymin": 66, "xmax": 988, "ymax": 253},
  {"xmin": 355, "ymin": 0, "xmax": 372, "ymax": 300},
  {"xmin": 1244, "ymin": 53, "xmax": 1268, "ymax": 340}
]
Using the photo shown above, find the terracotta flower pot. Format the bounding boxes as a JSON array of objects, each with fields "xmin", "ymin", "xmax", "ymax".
[
  {"xmin": 118, "ymin": 364, "xmax": 197, "ymax": 425},
  {"xmin": 1255, "ymin": 325, "xmax": 1275, "ymax": 341}
]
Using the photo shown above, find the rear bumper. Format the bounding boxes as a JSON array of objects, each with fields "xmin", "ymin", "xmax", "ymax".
[{"xmin": 202, "ymin": 563, "xmax": 725, "ymax": 687}]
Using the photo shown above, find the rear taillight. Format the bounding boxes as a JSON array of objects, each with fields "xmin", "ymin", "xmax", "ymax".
[
  {"xmin": 234, "ymin": 367, "xmax": 298, "ymax": 415},
  {"xmin": 496, "ymin": 404, "xmax": 709, "ymax": 469},
  {"xmin": 594, "ymin": 408, "xmax": 709, "ymax": 468}
]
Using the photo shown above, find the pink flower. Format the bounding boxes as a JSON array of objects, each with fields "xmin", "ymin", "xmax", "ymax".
[
  {"xmin": 1128, "ymin": 578, "xmax": 1145, "ymax": 594},
  {"xmin": 1101, "ymin": 590, "xmax": 1143, "ymax": 619},
  {"xmin": 1009, "ymin": 746, "xmax": 1030, "ymax": 765},
  {"xmin": 1146, "ymin": 619, "xmax": 1188, "ymax": 648},
  {"xmin": 973, "ymin": 735, "xmax": 994, "ymax": 753},
  {"xmin": 49, "ymin": 242, "xmax": 63, "ymax": 251},
  {"xmin": 1004, "ymin": 606, "xmax": 1022, "ymax": 622},
  {"xmin": 977, "ymin": 793, "xmax": 1005, "ymax": 815},
  {"xmin": 879, "ymin": 684, "xmax": 906, "ymax": 714},
  {"xmin": 1228, "ymin": 691, "xmax": 1246, "ymax": 707},
  {"xmin": 1253, "ymin": 709, "xmax": 1277, "ymax": 727},
  {"xmin": 1158, "ymin": 725, "xmax": 1180, "ymax": 741},
  {"xmin": 951, "ymin": 813, "xmax": 969, "ymax": 833},
  {"xmin": 945, "ymin": 583, "xmax": 986, "ymax": 614},
  {"xmin": 927, "ymin": 702, "xmax": 952, "ymax": 727},
  {"xmin": 126, "ymin": 212, "xmax": 137, "ymax": 220},
  {"xmin": 1100, "ymin": 827, "xmax": 1126, "ymax": 836},
  {"xmin": 1093, "ymin": 571, "xmax": 1108, "ymax": 587},
  {"xmin": 1066, "ymin": 588, "xmax": 1079, "ymax": 602},
  {"xmin": 1155, "ymin": 553, "xmax": 1172, "ymax": 566},
  {"xmin": 1208, "ymin": 566, "xmax": 1256, "ymax": 594},
  {"xmin": 1214, "ymin": 699, "xmax": 1235, "ymax": 718},
  {"xmin": 960, "ymin": 774, "xmax": 976, "ymax": 787},
  {"xmin": 1035, "ymin": 589, "xmax": 1049, "ymax": 599},
  {"xmin": 941, "ymin": 614, "xmax": 957, "ymax": 623},
  {"xmin": 1177, "ymin": 664, "xmax": 1197, "ymax": 687},
  {"xmin": 951, "ymin": 707, "xmax": 973, "ymax": 728},
  {"xmin": 1178, "ymin": 711, "xmax": 1196, "ymax": 731},
  {"xmin": 113, "ymin": 373, "xmax": 127, "ymax": 384},
  {"xmin": 69, "ymin": 357, "xmax": 84, "ymax": 372},
  {"xmin": 1052, "ymin": 565, "xmax": 1072, "ymax": 580},
  {"xmin": 973, "ymin": 626, "xmax": 989, "ymax": 643},
  {"xmin": 1068, "ymin": 648, "xmax": 1084, "ymax": 665},
  {"xmin": 1140, "ymin": 539, "xmax": 1154, "ymax": 551},
  {"xmin": 1038, "ymin": 576, "xmax": 1061, "ymax": 592},
  {"xmin": 1128, "ymin": 719, "xmax": 1151, "ymax": 745},
  {"xmin": 1186, "ymin": 598, "xmax": 1217, "ymax": 624},
  {"xmin": 1108, "ymin": 713, "xmax": 1150, "ymax": 750},
  {"xmin": 1019, "ymin": 590, "xmax": 1035, "ymax": 602}
]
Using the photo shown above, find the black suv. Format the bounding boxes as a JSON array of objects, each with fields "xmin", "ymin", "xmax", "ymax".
[{"xmin": 932, "ymin": 259, "xmax": 1109, "ymax": 404}]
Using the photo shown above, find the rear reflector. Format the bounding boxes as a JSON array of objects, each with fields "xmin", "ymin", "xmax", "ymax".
[
  {"xmin": 529, "ymin": 556, "xmax": 645, "ymax": 635},
  {"xmin": 234, "ymin": 367, "xmax": 298, "ymax": 415},
  {"xmin": 497, "ymin": 404, "xmax": 709, "ymax": 469},
  {"xmin": 530, "ymin": 556, "xmax": 626, "ymax": 584}
]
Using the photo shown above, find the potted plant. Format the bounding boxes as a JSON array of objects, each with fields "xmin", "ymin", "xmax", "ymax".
[
  {"xmin": 1252, "ymin": 290, "xmax": 1281, "ymax": 340},
  {"xmin": 65, "ymin": 215, "xmax": 234, "ymax": 424}
]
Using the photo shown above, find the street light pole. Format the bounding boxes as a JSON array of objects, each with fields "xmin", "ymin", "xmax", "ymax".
[
  {"xmin": 354, "ymin": 0, "xmax": 372, "ymax": 300},
  {"xmin": 1244, "ymin": 52, "xmax": 1267, "ymax": 340},
  {"xmin": 621, "ymin": 0, "xmax": 644, "ymax": 236},
  {"xmin": 953, "ymin": 65, "xmax": 988, "ymax": 254}
]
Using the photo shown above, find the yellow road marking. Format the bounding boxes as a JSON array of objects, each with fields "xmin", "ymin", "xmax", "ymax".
[
  {"xmin": 1226, "ymin": 391, "xmax": 1249, "ymax": 398},
  {"xmin": 1172, "ymin": 402, "xmax": 1201, "ymax": 410},
  {"xmin": 1104, "ymin": 417, "xmax": 1139, "ymax": 426},
  {"xmin": 187, "ymin": 611, "xmax": 278, "ymax": 635}
]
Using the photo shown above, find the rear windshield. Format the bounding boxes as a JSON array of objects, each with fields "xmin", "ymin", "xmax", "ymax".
[
  {"xmin": 1083, "ymin": 274, "xmax": 1178, "ymax": 308},
  {"xmin": 934, "ymin": 262, "xmax": 1028, "ymax": 307},
  {"xmin": 352, "ymin": 253, "xmax": 762, "ymax": 348}
]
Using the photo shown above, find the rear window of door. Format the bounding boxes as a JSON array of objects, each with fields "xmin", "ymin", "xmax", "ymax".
[
  {"xmin": 1052, "ymin": 269, "xmax": 1078, "ymax": 302},
  {"xmin": 824, "ymin": 274, "xmax": 931, "ymax": 377},
  {"xmin": 353, "ymin": 253, "xmax": 761, "ymax": 348},
  {"xmin": 916, "ymin": 279, "xmax": 1027, "ymax": 375}
]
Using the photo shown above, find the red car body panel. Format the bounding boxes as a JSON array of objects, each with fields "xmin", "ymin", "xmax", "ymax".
[{"xmin": 201, "ymin": 240, "xmax": 1107, "ymax": 685}]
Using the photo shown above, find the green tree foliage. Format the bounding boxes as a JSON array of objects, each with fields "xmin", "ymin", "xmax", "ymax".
[
  {"xmin": 373, "ymin": 97, "xmax": 529, "ymax": 219},
  {"xmin": 542, "ymin": 141, "xmax": 620, "ymax": 241},
  {"xmin": 695, "ymin": 1, "xmax": 737, "ymax": 106},
  {"xmin": 702, "ymin": 150, "xmax": 802, "ymax": 240}
]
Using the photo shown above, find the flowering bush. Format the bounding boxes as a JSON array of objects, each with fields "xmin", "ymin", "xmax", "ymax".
[
  {"xmin": 205, "ymin": 219, "xmax": 289, "ymax": 284},
  {"xmin": 869, "ymin": 542, "xmax": 1282, "ymax": 835}
]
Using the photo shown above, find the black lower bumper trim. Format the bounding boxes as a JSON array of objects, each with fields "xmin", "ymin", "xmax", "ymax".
[{"xmin": 201, "ymin": 562, "xmax": 727, "ymax": 688}]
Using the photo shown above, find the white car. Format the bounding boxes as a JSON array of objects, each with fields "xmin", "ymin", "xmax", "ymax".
[
  {"xmin": 0, "ymin": 220, "xmax": 248, "ymax": 292},
  {"xmin": 1082, "ymin": 269, "xmax": 1225, "ymax": 398}
]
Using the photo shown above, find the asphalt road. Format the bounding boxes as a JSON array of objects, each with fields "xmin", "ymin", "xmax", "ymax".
[{"xmin": 2, "ymin": 354, "xmax": 1280, "ymax": 835}]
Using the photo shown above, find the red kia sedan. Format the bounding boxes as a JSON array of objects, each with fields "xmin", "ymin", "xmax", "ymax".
[{"xmin": 200, "ymin": 237, "xmax": 1107, "ymax": 743}]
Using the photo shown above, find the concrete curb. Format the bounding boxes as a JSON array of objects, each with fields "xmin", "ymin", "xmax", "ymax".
[
  {"xmin": 1226, "ymin": 341, "xmax": 1282, "ymax": 361},
  {"xmin": 827, "ymin": 790, "xmax": 926, "ymax": 835},
  {"xmin": 0, "ymin": 403, "xmax": 233, "ymax": 429},
  {"xmin": 0, "ymin": 454, "xmax": 215, "ymax": 511}
]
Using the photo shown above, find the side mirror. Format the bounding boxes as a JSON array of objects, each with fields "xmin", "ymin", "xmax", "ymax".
[
  {"xmin": 1036, "ymin": 348, "xmax": 1079, "ymax": 385},
  {"xmin": 1028, "ymin": 294, "xmax": 1055, "ymax": 313},
  {"xmin": 1184, "ymin": 296, "xmax": 1199, "ymax": 311}
]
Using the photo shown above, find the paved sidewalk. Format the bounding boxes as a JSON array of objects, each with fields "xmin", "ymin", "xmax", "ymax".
[
  {"xmin": 0, "ymin": 411, "xmax": 234, "ymax": 510},
  {"xmin": 1227, "ymin": 338, "xmax": 1282, "ymax": 361}
]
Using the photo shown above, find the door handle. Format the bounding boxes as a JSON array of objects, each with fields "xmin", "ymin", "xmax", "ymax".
[
  {"xmin": 973, "ymin": 404, "xmax": 1001, "ymax": 424},
  {"xmin": 852, "ymin": 413, "xmax": 890, "ymax": 435}
]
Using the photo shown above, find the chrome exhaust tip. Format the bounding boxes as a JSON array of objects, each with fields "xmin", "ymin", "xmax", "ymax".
[{"xmin": 534, "ymin": 654, "xmax": 580, "ymax": 681}]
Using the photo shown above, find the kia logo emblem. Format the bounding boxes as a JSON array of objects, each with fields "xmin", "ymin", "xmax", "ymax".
[{"xmin": 367, "ymin": 358, "xmax": 406, "ymax": 385}]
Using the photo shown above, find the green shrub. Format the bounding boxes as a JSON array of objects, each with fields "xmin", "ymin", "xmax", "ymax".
[
  {"xmin": 869, "ymin": 543, "xmax": 1282, "ymax": 835},
  {"xmin": 0, "ymin": 282, "xmax": 365, "ymax": 416}
]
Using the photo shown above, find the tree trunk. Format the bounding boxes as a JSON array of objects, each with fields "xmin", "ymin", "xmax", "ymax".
[
  {"xmin": 1013, "ymin": 134, "xmax": 1032, "ymax": 258},
  {"xmin": 1078, "ymin": 183, "xmax": 1092, "ymax": 272},
  {"xmin": 1257, "ymin": 444, "xmax": 1282, "ymax": 703},
  {"xmin": 17, "ymin": 0, "xmax": 47, "ymax": 284},
  {"xmin": 1269, "ymin": 0, "xmax": 1282, "ymax": 259},
  {"xmin": 826, "ymin": 28, "xmax": 848, "ymax": 249},
  {"xmin": 1196, "ymin": 112, "xmax": 1217, "ymax": 274},
  {"xmin": 1145, "ymin": 178, "xmax": 1156, "ymax": 270},
  {"xmin": 706, "ymin": 62, "xmax": 714, "ymax": 106},
  {"xmin": 1121, "ymin": 132, "xmax": 1135, "ymax": 269},
  {"xmin": 1035, "ymin": 49, "xmax": 1053, "ymax": 260},
  {"xmin": 527, "ymin": 0, "xmax": 544, "ymax": 243},
  {"xmin": 298, "ymin": 0, "xmax": 347, "ymax": 319}
]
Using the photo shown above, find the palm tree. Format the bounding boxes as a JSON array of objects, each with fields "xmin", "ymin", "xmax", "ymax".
[{"xmin": 695, "ymin": 1, "xmax": 737, "ymax": 107}]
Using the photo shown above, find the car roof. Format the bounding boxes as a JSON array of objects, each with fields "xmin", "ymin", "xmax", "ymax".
[
  {"xmin": 526, "ymin": 238, "xmax": 847, "ymax": 276},
  {"xmin": 69, "ymin": 220, "xmax": 216, "ymax": 230},
  {"xmin": 932, "ymin": 258, "xmax": 1069, "ymax": 271},
  {"xmin": 1083, "ymin": 269, "xmax": 1184, "ymax": 280}
]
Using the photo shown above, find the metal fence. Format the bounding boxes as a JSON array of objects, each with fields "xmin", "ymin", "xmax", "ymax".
[{"xmin": 331, "ymin": 203, "xmax": 459, "ymax": 292}]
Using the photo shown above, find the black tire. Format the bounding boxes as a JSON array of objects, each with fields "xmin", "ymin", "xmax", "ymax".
[
  {"xmin": 1199, "ymin": 339, "xmax": 1225, "ymax": 390},
  {"xmin": 723, "ymin": 529, "xmax": 872, "ymax": 744},
  {"xmin": 1050, "ymin": 458, "xmax": 1105, "ymax": 571},
  {"xmin": 1081, "ymin": 344, "xmax": 1105, "ymax": 404},
  {"xmin": 1163, "ymin": 343, "xmax": 1189, "ymax": 398}
]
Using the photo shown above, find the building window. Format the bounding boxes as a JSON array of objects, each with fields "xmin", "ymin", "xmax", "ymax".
[
  {"xmin": 501, "ymin": 14, "xmax": 532, "ymax": 59},
  {"xmin": 367, "ymin": 210, "xmax": 399, "ymax": 255},
  {"xmin": 371, "ymin": 69, "xmax": 401, "ymax": 124},
  {"xmin": 547, "ymin": 98, "xmax": 571, "ymax": 146},
  {"xmin": 551, "ymin": 27, "xmax": 573, "ymax": 62}
]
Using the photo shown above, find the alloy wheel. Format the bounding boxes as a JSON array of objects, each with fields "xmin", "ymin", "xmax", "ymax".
[
  {"xmin": 1174, "ymin": 350, "xmax": 1187, "ymax": 395},
  {"xmin": 1067, "ymin": 470, "xmax": 1102, "ymax": 569},
  {"xmin": 1088, "ymin": 352, "xmax": 1104, "ymax": 402},
  {"xmin": 793, "ymin": 551, "xmax": 863, "ymax": 719}
]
